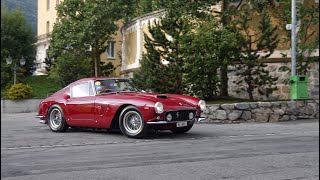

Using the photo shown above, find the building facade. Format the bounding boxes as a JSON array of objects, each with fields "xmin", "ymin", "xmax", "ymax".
[
  {"xmin": 35, "ymin": 0, "xmax": 319, "ymax": 99},
  {"xmin": 35, "ymin": 0, "xmax": 122, "ymax": 76}
]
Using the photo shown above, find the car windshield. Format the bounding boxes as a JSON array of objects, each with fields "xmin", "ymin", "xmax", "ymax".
[{"xmin": 94, "ymin": 79, "xmax": 139, "ymax": 94}]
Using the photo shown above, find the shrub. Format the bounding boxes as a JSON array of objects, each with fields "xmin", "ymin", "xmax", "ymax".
[{"xmin": 7, "ymin": 83, "xmax": 33, "ymax": 100}]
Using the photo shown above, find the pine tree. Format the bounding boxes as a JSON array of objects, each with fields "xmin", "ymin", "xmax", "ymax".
[
  {"xmin": 233, "ymin": 7, "xmax": 279, "ymax": 101},
  {"xmin": 132, "ymin": 10, "xmax": 191, "ymax": 94}
]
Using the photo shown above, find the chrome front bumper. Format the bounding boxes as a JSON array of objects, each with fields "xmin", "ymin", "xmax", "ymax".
[
  {"xmin": 197, "ymin": 117, "xmax": 206, "ymax": 122},
  {"xmin": 147, "ymin": 120, "xmax": 192, "ymax": 125},
  {"xmin": 146, "ymin": 117, "xmax": 205, "ymax": 125}
]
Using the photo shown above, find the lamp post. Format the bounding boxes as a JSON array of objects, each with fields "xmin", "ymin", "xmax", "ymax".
[
  {"xmin": 6, "ymin": 55, "xmax": 26, "ymax": 85},
  {"xmin": 286, "ymin": 0, "xmax": 297, "ymax": 101},
  {"xmin": 291, "ymin": 0, "xmax": 297, "ymax": 77}
]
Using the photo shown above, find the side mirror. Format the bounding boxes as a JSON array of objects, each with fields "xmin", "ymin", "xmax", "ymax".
[{"xmin": 64, "ymin": 94, "xmax": 70, "ymax": 100}]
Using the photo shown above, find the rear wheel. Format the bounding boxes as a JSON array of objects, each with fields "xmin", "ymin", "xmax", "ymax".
[
  {"xmin": 170, "ymin": 123, "xmax": 193, "ymax": 134},
  {"xmin": 119, "ymin": 106, "xmax": 147, "ymax": 138},
  {"xmin": 48, "ymin": 105, "xmax": 69, "ymax": 132}
]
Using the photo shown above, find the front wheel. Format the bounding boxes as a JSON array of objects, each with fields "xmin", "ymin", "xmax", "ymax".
[
  {"xmin": 170, "ymin": 123, "xmax": 194, "ymax": 134},
  {"xmin": 119, "ymin": 106, "xmax": 147, "ymax": 138},
  {"xmin": 48, "ymin": 105, "xmax": 69, "ymax": 132}
]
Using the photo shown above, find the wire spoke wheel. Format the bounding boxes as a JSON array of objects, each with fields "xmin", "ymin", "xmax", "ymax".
[
  {"xmin": 50, "ymin": 108, "xmax": 62, "ymax": 129},
  {"xmin": 123, "ymin": 111, "xmax": 143, "ymax": 134},
  {"xmin": 119, "ymin": 106, "xmax": 147, "ymax": 138},
  {"xmin": 48, "ymin": 106, "xmax": 69, "ymax": 132}
]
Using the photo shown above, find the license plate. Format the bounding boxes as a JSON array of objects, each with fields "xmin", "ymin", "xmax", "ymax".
[{"xmin": 176, "ymin": 121, "xmax": 187, "ymax": 127}]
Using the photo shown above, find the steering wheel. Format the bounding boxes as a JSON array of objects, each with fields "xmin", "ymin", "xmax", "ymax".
[{"xmin": 101, "ymin": 89, "xmax": 115, "ymax": 93}]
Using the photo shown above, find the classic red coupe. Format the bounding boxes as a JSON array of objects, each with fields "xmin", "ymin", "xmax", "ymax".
[{"xmin": 35, "ymin": 77, "xmax": 206, "ymax": 138}]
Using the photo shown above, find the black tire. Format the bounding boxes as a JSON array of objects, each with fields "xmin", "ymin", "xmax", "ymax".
[
  {"xmin": 171, "ymin": 123, "xmax": 194, "ymax": 134},
  {"xmin": 47, "ymin": 105, "xmax": 69, "ymax": 132},
  {"xmin": 119, "ymin": 106, "xmax": 147, "ymax": 138}
]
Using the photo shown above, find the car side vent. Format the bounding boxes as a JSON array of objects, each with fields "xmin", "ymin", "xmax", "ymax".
[{"xmin": 157, "ymin": 95, "xmax": 168, "ymax": 99}]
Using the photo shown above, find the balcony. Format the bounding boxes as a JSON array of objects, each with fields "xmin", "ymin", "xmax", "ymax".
[{"xmin": 35, "ymin": 33, "xmax": 50, "ymax": 45}]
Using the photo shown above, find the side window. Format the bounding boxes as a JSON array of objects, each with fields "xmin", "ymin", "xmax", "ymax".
[{"xmin": 71, "ymin": 82, "xmax": 90, "ymax": 98}]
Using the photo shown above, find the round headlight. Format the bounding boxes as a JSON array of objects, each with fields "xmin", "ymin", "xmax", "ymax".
[
  {"xmin": 198, "ymin": 100, "xmax": 207, "ymax": 111},
  {"xmin": 154, "ymin": 102, "xmax": 164, "ymax": 114},
  {"xmin": 189, "ymin": 112, "xmax": 194, "ymax": 119},
  {"xmin": 166, "ymin": 113, "xmax": 172, "ymax": 121}
]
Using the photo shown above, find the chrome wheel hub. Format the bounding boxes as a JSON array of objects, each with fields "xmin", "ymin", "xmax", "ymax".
[
  {"xmin": 123, "ymin": 111, "xmax": 143, "ymax": 134},
  {"xmin": 50, "ymin": 109, "xmax": 62, "ymax": 129}
]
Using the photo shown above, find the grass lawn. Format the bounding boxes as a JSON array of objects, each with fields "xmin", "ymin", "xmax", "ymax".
[{"xmin": 1, "ymin": 75, "xmax": 62, "ymax": 98}]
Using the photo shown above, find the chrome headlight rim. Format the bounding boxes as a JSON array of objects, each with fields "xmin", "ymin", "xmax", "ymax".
[
  {"xmin": 154, "ymin": 102, "xmax": 164, "ymax": 114},
  {"xmin": 198, "ymin": 100, "xmax": 207, "ymax": 111}
]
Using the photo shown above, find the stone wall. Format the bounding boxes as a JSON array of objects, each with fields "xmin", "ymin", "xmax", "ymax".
[
  {"xmin": 228, "ymin": 62, "xmax": 319, "ymax": 100},
  {"xmin": 201, "ymin": 100, "xmax": 319, "ymax": 124},
  {"xmin": 1, "ymin": 98, "xmax": 43, "ymax": 113}
]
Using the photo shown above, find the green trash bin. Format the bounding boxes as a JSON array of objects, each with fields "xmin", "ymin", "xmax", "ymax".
[{"xmin": 290, "ymin": 75, "xmax": 308, "ymax": 100}]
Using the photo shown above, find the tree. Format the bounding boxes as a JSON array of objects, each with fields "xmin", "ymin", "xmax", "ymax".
[
  {"xmin": 48, "ymin": 0, "xmax": 124, "ymax": 79},
  {"xmin": 232, "ymin": 7, "xmax": 280, "ymax": 101},
  {"xmin": 49, "ymin": 49, "xmax": 93, "ymax": 86},
  {"xmin": 182, "ymin": 20, "xmax": 242, "ymax": 100},
  {"xmin": 132, "ymin": 10, "xmax": 191, "ymax": 94},
  {"xmin": 131, "ymin": 0, "xmax": 218, "ymax": 94},
  {"xmin": 271, "ymin": 0, "xmax": 319, "ymax": 74},
  {"xmin": 1, "ymin": 4, "xmax": 36, "ymax": 88}
]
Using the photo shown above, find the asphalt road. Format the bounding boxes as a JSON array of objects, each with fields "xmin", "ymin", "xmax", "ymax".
[{"xmin": 1, "ymin": 113, "xmax": 319, "ymax": 180}]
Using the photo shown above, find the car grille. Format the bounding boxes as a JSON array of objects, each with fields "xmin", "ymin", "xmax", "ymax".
[{"xmin": 166, "ymin": 110, "xmax": 196, "ymax": 121}]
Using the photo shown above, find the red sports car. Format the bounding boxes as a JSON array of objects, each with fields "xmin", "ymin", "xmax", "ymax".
[{"xmin": 35, "ymin": 77, "xmax": 206, "ymax": 138}]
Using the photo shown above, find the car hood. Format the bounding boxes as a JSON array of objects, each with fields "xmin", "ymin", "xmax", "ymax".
[{"xmin": 119, "ymin": 92, "xmax": 197, "ymax": 110}]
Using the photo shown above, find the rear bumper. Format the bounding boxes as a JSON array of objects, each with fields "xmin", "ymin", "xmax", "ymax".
[{"xmin": 35, "ymin": 115, "xmax": 47, "ymax": 124}]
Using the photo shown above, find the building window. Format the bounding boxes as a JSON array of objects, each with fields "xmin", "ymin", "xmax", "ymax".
[
  {"xmin": 316, "ymin": 0, "xmax": 319, "ymax": 3},
  {"xmin": 56, "ymin": 0, "xmax": 60, "ymax": 5},
  {"xmin": 106, "ymin": 41, "xmax": 115, "ymax": 59},
  {"xmin": 56, "ymin": 18, "xmax": 59, "ymax": 24},
  {"xmin": 47, "ymin": 0, "xmax": 50, "ymax": 10},
  {"xmin": 46, "ymin": 21, "xmax": 50, "ymax": 33}
]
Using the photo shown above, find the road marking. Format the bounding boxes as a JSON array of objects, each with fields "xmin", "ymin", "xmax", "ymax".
[
  {"xmin": 1, "ymin": 131, "xmax": 318, "ymax": 151},
  {"xmin": 265, "ymin": 133, "xmax": 276, "ymax": 136},
  {"xmin": 52, "ymin": 144, "xmax": 68, "ymax": 147},
  {"xmin": 19, "ymin": 146, "xmax": 33, "ymax": 149},
  {"xmin": 40, "ymin": 145, "xmax": 52, "ymax": 148},
  {"xmin": 228, "ymin": 136, "xmax": 238, "ymax": 138},
  {"xmin": 243, "ymin": 134, "xmax": 255, "ymax": 137}
]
